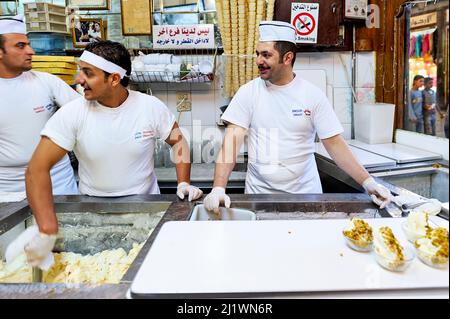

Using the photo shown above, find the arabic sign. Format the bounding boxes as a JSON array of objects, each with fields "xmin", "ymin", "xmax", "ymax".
[
  {"xmin": 291, "ymin": 3, "xmax": 319, "ymax": 44},
  {"xmin": 411, "ymin": 12, "xmax": 437, "ymax": 29},
  {"xmin": 153, "ymin": 24, "xmax": 215, "ymax": 49}
]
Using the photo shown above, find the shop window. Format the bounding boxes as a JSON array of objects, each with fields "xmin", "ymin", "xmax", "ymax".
[{"xmin": 405, "ymin": 1, "xmax": 449, "ymax": 139}]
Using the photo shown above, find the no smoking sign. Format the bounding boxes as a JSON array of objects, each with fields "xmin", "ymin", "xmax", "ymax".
[
  {"xmin": 293, "ymin": 12, "xmax": 315, "ymax": 36},
  {"xmin": 291, "ymin": 3, "xmax": 319, "ymax": 43}
]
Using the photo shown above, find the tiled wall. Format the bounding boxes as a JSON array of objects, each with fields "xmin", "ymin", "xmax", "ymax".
[{"xmin": 147, "ymin": 51, "xmax": 376, "ymax": 148}]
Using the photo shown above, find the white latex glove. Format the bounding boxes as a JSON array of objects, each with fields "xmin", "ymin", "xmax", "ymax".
[
  {"xmin": 203, "ymin": 187, "xmax": 231, "ymax": 213},
  {"xmin": 176, "ymin": 182, "xmax": 203, "ymax": 201},
  {"xmin": 362, "ymin": 177, "xmax": 393, "ymax": 209},
  {"xmin": 5, "ymin": 225, "xmax": 56, "ymax": 271}
]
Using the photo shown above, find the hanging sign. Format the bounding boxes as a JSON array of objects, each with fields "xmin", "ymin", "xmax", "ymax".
[
  {"xmin": 344, "ymin": 0, "xmax": 368, "ymax": 20},
  {"xmin": 291, "ymin": 3, "xmax": 319, "ymax": 44},
  {"xmin": 411, "ymin": 12, "xmax": 437, "ymax": 29},
  {"xmin": 153, "ymin": 24, "xmax": 215, "ymax": 49}
]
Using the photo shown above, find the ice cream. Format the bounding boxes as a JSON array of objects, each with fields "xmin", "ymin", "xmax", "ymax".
[
  {"xmin": 0, "ymin": 243, "xmax": 143, "ymax": 284},
  {"xmin": 406, "ymin": 211, "xmax": 431, "ymax": 237},
  {"xmin": 415, "ymin": 227, "xmax": 449, "ymax": 267},
  {"xmin": 342, "ymin": 218, "xmax": 373, "ymax": 249},
  {"xmin": 374, "ymin": 227, "xmax": 405, "ymax": 270}
]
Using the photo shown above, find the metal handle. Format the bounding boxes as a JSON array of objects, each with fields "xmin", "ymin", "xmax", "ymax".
[
  {"xmin": 32, "ymin": 267, "xmax": 43, "ymax": 283},
  {"xmin": 401, "ymin": 201, "xmax": 428, "ymax": 211}
]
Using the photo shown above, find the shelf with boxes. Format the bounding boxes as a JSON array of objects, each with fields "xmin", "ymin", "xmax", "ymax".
[
  {"xmin": 24, "ymin": 2, "xmax": 68, "ymax": 34},
  {"xmin": 130, "ymin": 48, "xmax": 217, "ymax": 84}
]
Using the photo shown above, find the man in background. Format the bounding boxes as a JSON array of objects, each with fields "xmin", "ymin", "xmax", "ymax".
[
  {"xmin": 422, "ymin": 77, "xmax": 438, "ymax": 136},
  {"xmin": 408, "ymin": 75, "xmax": 425, "ymax": 133},
  {"xmin": 0, "ymin": 15, "xmax": 78, "ymax": 194}
]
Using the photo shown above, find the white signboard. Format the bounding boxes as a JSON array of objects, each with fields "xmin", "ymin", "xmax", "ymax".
[
  {"xmin": 153, "ymin": 24, "xmax": 215, "ymax": 49},
  {"xmin": 344, "ymin": 0, "xmax": 368, "ymax": 20},
  {"xmin": 291, "ymin": 3, "xmax": 319, "ymax": 44}
]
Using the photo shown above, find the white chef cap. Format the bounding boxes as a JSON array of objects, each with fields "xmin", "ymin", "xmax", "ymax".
[
  {"xmin": 259, "ymin": 21, "xmax": 296, "ymax": 44},
  {"xmin": 0, "ymin": 14, "xmax": 27, "ymax": 35}
]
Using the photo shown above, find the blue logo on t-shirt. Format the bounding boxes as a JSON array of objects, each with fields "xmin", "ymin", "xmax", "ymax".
[
  {"xmin": 135, "ymin": 130, "xmax": 155, "ymax": 141},
  {"xmin": 292, "ymin": 109, "xmax": 303, "ymax": 117},
  {"xmin": 44, "ymin": 103, "xmax": 54, "ymax": 112},
  {"xmin": 292, "ymin": 108, "xmax": 311, "ymax": 117}
]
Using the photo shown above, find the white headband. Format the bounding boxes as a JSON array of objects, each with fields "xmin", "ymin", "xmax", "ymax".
[{"xmin": 80, "ymin": 50, "xmax": 127, "ymax": 79}]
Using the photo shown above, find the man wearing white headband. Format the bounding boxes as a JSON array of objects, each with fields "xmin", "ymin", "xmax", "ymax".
[
  {"xmin": 22, "ymin": 41, "xmax": 202, "ymax": 269},
  {"xmin": 204, "ymin": 20, "xmax": 392, "ymax": 213},
  {"xmin": 0, "ymin": 15, "xmax": 79, "ymax": 197}
]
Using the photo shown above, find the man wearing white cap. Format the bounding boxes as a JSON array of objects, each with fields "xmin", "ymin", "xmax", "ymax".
[
  {"xmin": 19, "ymin": 41, "xmax": 202, "ymax": 270},
  {"xmin": 0, "ymin": 15, "xmax": 78, "ymax": 195},
  {"xmin": 203, "ymin": 20, "xmax": 392, "ymax": 212}
]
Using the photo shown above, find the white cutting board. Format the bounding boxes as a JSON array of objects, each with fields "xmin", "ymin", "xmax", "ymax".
[
  {"xmin": 348, "ymin": 140, "xmax": 442, "ymax": 163},
  {"xmin": 130, "ymin": 218, "xmax": 449, "ymax": 297},
  {"xmin": 315, "ymin": 143, "xmax": 396, "ymax": 168}
]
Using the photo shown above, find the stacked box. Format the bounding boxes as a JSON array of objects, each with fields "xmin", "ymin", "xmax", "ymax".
[
  {"xmin": 24, "ymin": 2, "xmax": 68, "ymax": 34},
  {"xmin": 24, "ymin": 2, "xmax": 66, "ymax": 15},
  {"xmin": 32, "ymin": 56, "xmax": 78, "ymax": 85}
]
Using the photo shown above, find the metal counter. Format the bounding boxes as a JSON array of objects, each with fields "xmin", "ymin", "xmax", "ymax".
[{"xmin": 0, "ymin": 193, "xmax": 383, "ymax": 298}]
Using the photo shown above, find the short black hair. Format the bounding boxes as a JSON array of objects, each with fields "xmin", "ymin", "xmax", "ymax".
[
  {"xmin": 273, "ymin": 41, "xmax": 297, "ymax": 67},
  {"xmin": 0, "ymin": 34, "xmax": 5, "ymax": 52},
  {"xmin": 85, "ymin": 40, "xmax": 131, "ymax": 87},
  {"xmin": 424, "ymin": 77, "xmax": 433, "ymax": 85},
  {"xmin": 413, "ymin": 75, "xmax": 424, "ymax": 82}
]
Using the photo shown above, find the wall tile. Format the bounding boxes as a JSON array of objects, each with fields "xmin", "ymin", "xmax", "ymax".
[
  {"xmin": 191, "ymin": 90, "xmax": 217, "ymax": 126},
  {"xmin": 333, "ymin": 52, "xmax": 352, "ymax": 88},
  {"xmin": 326, "ymin": 85, "xmax": 334, "ymax": 106},
  {"xmin": 342, "ymin": 124, "xmax": 353, "ymax": 140},
  {"xmin": 307, "ymin": 52, "xmax": 334, "ymax": 85},
  {"xmin": 151, "ymin": 91, "xmax": 168, "ymax": 106},
  {"xmin": 356, "ymin": 52, "xmax": 376, "ymax": 88},
  {"xmin": 294, "ymin": 53, "xmax": 311, "ymax": 67},
  {"xmin": 334, "ymin": 88, "xmax": 352, "ymax": 125}
]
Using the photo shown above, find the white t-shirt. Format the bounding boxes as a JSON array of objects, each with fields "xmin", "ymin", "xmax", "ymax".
[
  {"xmin": 0, "ymin": 71, "xmax": 79, "ymax": 194},
  {"xmin": 222, "ymin": 74, "xmax": 343, "ymax": 194},
  {"xmin": 41, "ymin": 90, "xmax": 176, "ymax": 197}
]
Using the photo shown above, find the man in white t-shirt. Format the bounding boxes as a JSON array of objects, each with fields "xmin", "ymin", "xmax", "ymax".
[
  {"xmin": 0, "ymin": 15, "xmax": 78, "ymax": 195},
  {"xmin": 17, "ymin": 40, "xmax": 202, "ymax": 270},
  {"xmin": 203, "ymin": 21, "xmax": 392, "ymax": 213}
]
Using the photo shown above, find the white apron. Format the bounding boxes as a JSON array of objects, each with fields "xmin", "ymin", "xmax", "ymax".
[{"xmin": 245, "ymin": 154, "xmax": 323, "ymax": 194}]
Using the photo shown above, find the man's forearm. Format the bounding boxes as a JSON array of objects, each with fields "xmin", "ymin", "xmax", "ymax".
[
  {"xmin": 172, "ymin": 138, "xmax": 191, "ymax": 184},
  {"xmin": 25, "ymin": 167, "xmax": 58, "ymax": 235},
  {"xmin": 212, "ymin": 124, "xmax": 247, "ymax": 188},
  {"xmin": 322, "ymin": 135, "xmax": 370, "ymax": 186},
  {"xmin": 213, "ymin": 159, "xmax": 235, "ymax": 188}
]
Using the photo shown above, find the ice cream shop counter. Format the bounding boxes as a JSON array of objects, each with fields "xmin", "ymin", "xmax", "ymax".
[{"xmin": 0, "ymin": 194, "xmax": 448, "ymax": 299}]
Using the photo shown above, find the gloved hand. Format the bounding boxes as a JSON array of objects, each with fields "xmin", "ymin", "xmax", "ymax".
[
  {"xmin": 362, "ymin": 177, "xmax": 393, "ymax": 209},
  {"xmin": 25, "ymin": 232, "xmax": 57, "ymax": 270},
  {"xmin": 203, "ymin": 187, "xmax": 231, "ymax": 213},
  {"xmin": 176, "ymin": 182, "xmax": 203, "ymax": 201},
  {"xmin": 5, "ymin": 225, "xmax": 56, "ymax": 271}
]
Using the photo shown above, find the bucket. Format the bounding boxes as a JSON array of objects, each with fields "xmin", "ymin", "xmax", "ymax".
[{"xmin": 354, "ymin": 102, "xmax": 395, "ymax": 144}]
